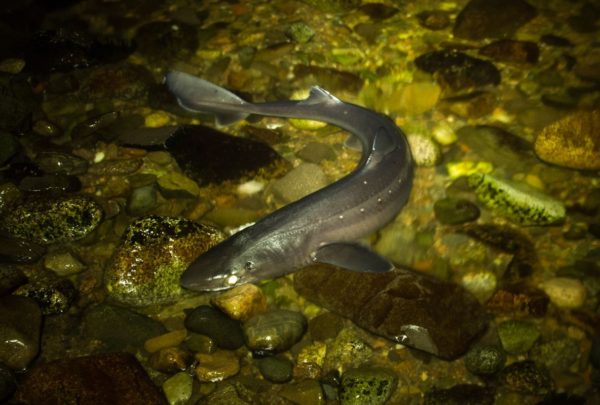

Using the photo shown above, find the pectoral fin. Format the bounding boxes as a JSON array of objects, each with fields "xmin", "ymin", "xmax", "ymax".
[{"xmin": 314, "ymin": 243, "xmax": 393, "ymax": 273}]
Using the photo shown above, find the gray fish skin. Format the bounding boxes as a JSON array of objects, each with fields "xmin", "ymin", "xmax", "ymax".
[{"xmin": 166, "ymin": 71, "xmax": 414, "ymax": 291}]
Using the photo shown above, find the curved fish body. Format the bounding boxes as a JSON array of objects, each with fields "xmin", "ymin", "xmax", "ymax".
[{"xmin": 166, "ymin": 71, "xmax": 414, "ymax": 291}]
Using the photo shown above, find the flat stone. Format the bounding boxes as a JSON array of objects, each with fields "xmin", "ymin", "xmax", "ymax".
[{"xmin": 294, "ymin": 264, "xmax": 488, "ymax": 360}]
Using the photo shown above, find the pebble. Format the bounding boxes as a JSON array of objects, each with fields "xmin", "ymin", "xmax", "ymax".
[
  {"xmin": 498, "ymin": 320, "xmax": 540, "ymax": 355},
  {"xmin": 271, "ymin": 163, "xmax": 329, "ymax": 204},
  {"xmin": 434, "ymin": 197, "xmax": 480, "ymax": 225},
  {"xmin": 0, "ymin": 183, "xmax": 20, "ymax": 213},
  {"xmin": 0, "ymin": 194, "xmax": 104, "ymax": 245},
  {"xmin": 14, "ymin": 277, "xmax": 77, "ymax": 315},
  {"xmin": 539, "ymin": 277, "xmax": 587, "ymax": 309},
  {"xmin": 308, "ymin": 311, "xmax": 345, "ymax": 341},
  {"xmin": 162, "ymin": 372, "xmax": 193, "ymax": 405},
  {"xmin": 184, "ymin": 305, "xmax": 245, "ymax": 350},
  {"xmin": 0, "ymin": 362, "xmax": 16, "ymax": 402},
  {"xmin": 461, "ymin": 271, "xmax": 497, "ymax": 302},
  {"xmin": 0, "ymin": 296, "xmax": 42, "ymax": 370},
  {"xmin": 407, "ymin": 133, "xmax": 441, "ymax": 167},
  {"xmin": 0, "ymin": 133, "xmax": 19, "ymax": 166},
  {"xmin": 530, "ymin": 338, "xmax": 580, "ymax": 372},
  {"xmin": 257, "ymin": 356, "xmax": 294, "ymax": 383},
  {"xmin": 432, "ymin": 122, "xmax": 457, "ymax": 145},
  {"xmin": 339, "ymin": 367, "xmax": 397, "ymax": 405},
  {"xmin": 194, "ymin": 350, "xmax": 240, "ymax": 382},
  {"xmin": 464, "ymin": 345, "xmax": 506, "ymax": 376},
  {"xmin": 286, "ymin": 21, "xmax": 315, "ymax": 43},
  {"xmin": 479, "ymin": 39, "xmax": 539, "ymax": 64},
  {"xmin": 424, "ymin": 384, "xmax": 494, "ymax": 405},
  {"xmin": 389, "ymin": 82, "xmax": 441, "ymax": 115},
  {"xmin": 34, "ymin": 152, "xmax": 88, "ymax": 175},
  {"xmin": 534, "ymin": 109, "xmax": 600, "ymax": 170},
  {"xmin": 148, "ymin": 346, "xmax": 192, "ymax": 373},
  {"xmin": 184, "ymin": 333, "xmax": 217, "ymax": 354},
  {"xmin": 126, "ymin": 184, "xmax": 158, "ymax": 215},
  {"xmin": 144, "ymin": 330, "xmax": 187, "ymax": 353},
  {"xmin": 279, "ymin": 380, "xmax": 325, "ymax": 405},
  {"xmin": 0, "ymin": 235, "xmax": 46, "ymax": 264},
  {"xmin": 157, "ymin": 172, "xmax": 200, "ymax": 198},
  {"xmin": 297, "ymin": 142, "xmax": 336, "ymax": 164},
  {"xmin": 243, "ymin": 309, "xmax": 307, "ymax": 354},
  {"xmin": 323, "ymin": 328, "xmax": 373, "ymax": 373},
  {"xmin": 82, "ymin": 303, "xmax": 166, "ymax": 351},
  {"xmin": 468, "ymin": 173, "xmax": 565, "ymax": 225},
  {"xmin": 43, "ymin": 250, "xmax": 86, "ymax": 276},
  {"xmin": 210, "ymin": 284, "xmax": 267, "ymax": 322},
  {"xmin": 105, "ymin": 216, "xmax": 223, "ymax": 306}
]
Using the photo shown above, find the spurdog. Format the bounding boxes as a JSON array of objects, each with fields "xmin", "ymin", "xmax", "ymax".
[{"xmin": 166, "ymin": 71, "xmax": 414, "ymax": 291}]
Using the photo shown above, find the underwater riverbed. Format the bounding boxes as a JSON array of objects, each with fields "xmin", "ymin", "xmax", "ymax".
[{"xmin": 0, "ymin": 0, "xmax": 599, "ymax": 404}]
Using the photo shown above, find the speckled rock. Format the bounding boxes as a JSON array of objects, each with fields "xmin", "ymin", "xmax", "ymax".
[
  {"xmin": 453, "ymin": 0, "xmax": 537, "ymax": 40},
  {"xmin": 82, "ymin": 303, "xmax": 167, "ymax": 351},
  {"xmin": 271, "ymin": 163, "xmax": 329, "ymax": 204},
  {"xmin": 0, "ymin": 194, "xmax": 103, "ymax": 245},
  {"xmin": 194, "ymin": 350, "xmax": 240, "ymax": 382},
  {"xmin": 323, "ymin": 328, "xmax": 372, "ymax": 373},
  {"xmin": 13, "ymin": 352, "xmax": 167, "ymax": 405},
  {"xmin": 498, "ymin": 320, "xmax": 540, "ymax": 355},
  {"xmin": 0, "ymin": 296, "xmax": 41, "ymax": 370},
  {"xmin": 295, "ymin": 265, "xmax": 488, "ymax": 360},
  {"xmin": 104, "ymin": 216, "xmax": 224, "ymax": 306},
  {"xmin": 243, "ymin": 309, "xmax": 307, "ymax": 355},
  {"xmin": 14, "ymin": 276, "xmax": 77, "ymax": 315},
  {"xmin": 162, "ymin": 372, "xmax": 193, "ymax": 405},
  {"xmin": 340, "ymin": 367, "xmax": 397, "ymax": 405},
  {"xmin": 464, "ymin": 345, "xmax": 506, "ymax": 376},
  {"xmin": 534, "ymin": 110, "xmax": 600, "ymax": 170},
  {"xmin": 499, "ymin": 360, "xmax": 554, "ymax": 395},
  {"xmin": 468, "ymin": 173, "xmax": 565, "ymax": 225},
  {"xmin": 407, "ymin": 133, "xmax": 441, "ymax": 167},
  {"xmin": 539, "ymin": 277, "xmax": 587, "ymax": 309},
  {"xmin": 184, "ymin": 305, "xmax": 244, "ymax": 350},
  {"xmin": 211, "ymin": 284, "xmax": 267, "ymax": 322}
]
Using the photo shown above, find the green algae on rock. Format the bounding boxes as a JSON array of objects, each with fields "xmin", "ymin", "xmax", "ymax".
[
  {"xmin": 468, "ymin": 173, "xmax": 565, "ymax": 225},
  {"xmin": 339, "ymin": 367, "xmax": 397, "ymax": 405},
  {"xmin": 104, "ymin": 216, "xmax": 224, "ymax": 307},
  {"xmin": 0, "ymin": 194, "xmax": 103, "ymax": 245}
]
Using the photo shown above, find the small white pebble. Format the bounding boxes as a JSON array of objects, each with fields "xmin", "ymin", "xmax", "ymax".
[
  {"xmin": 93, "ymin": 151, "xmax": 105, "ymax": 163},
  {"xmin": 237, "ymin": 180, "xmax": 264, "ymax": 195},
  {"xmin": 539, "ymin": 277, "xmax": 586, "ymax": 309}
]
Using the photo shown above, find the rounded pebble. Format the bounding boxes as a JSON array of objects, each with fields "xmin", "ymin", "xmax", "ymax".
[
  {"xmin": 162, "ymin": 371, "xmax": 193, "ymax": 405},
  {"xmin": 194, "ymin": 350, "xmax": 240, "ymax": 382},
  {"xmin": 243, "ymin": 310, "xmax": 307, "ymax": 354},
  {"xmin": 184, "ymin": 305, "xmax": 244, "ymax": 350},
  {"xmin": 407, "ymin": 133, "xmax": 441, "ymax": 167},
  {"xmin": 211, "ymin": 283, "xmax": 267, "ymax": 322},
  {"xmin": 464, "ymin": 345, "xmax": 506, "ymax": 376},
  {"xmin": 498, "ymin": 320, "xmax": 540, "ymax": 355},
  {"xmin": 539, "ymin": 277, "xmax": 587, "ymax": 309},
  {"xmin": 43, "ymin": 250, "xmax": 86, "ymax": 277},
  {"xmin": 257, "ymin": 356, "xmax": 294, "ymax": 383}
]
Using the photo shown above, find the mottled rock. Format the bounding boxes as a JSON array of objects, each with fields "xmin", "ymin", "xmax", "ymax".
[
  {"xmin": 294, "ymin": 265, "xmax": 488, "ymax": 359},
  {"xmin": 434, "ymin": 197, "xmax": 480, "ymax": 225},
  {"xmin": 479, "ymin": 40, "xmax": 539, "ymax": 64},
  {"xmin": 453, "ymin": 0, "xmax": 537, "ymax": 40},
  {"xmin": 244, "ymin": 310, "xmax": 307, "ymax": 355},
  {"xmin": 464, "ymin": 345, "xmax": 506, "ymax": 376},
  {"xmin": 539, "ymin": 277, "xmax": 587, "ymax": 309},
  {"xmin": 486, "ymin": 285, "xmax": 549, "ymax": 317},
  {"xmin": 14, "ymin": 352, "xmax": 166, "ymax": 405},
  {"xmin": 323, "ymin": 327, "xmax": 372, "ymax": 373},
  {"xmin": 162, "ymin": 372, "xmax": 193, "ymax": 405},
  {"xmin": 468, "ymin": 173, "xmax": 565, "ymax": 225},
  {"xmin": 414, "ymin": 50, "xmax": 501, "ymax": 92},
  {"xmin": 498, "ymin": 320, "xmax": 540, "ymax": 354},
  {"xmin": 82, "ymin": 303, "xmax": 166, "ymax": 351},
  {"xmin": 0, "ymin": 296, "xmax": 41, "ymax": 370},
  {"xmin": 286, "ymin": 21, "xmax": 315, "ymax": 43},
  {"xmin": 271, "ymin": 163, "xmax": 329, "ymax": 203},
  {"xmin": 194, "ymin": 350, "xmax": 240, "ymax": 382},
  {"xmin": 1, "ymin": 194, "xmax": 103, "ymax": 245},
  {"xmin": 211, "ymin": 284, "xmax": 267, "ymax": 322},
  {"xmin": 424, "ymin": 384, "xmax": 494, "ymax": 405},
  {"xmin": 534, "ymin": 110, "xmax": 600, "ymax": 170},
  {"xmin": 340, "ymin": 367, "xmax": 397, "ymax": 405},
  {"xmin": 104, "ymin": 216, "xmax": 223, "ymax": 306},
  {"xmin": 14, "ymin": 276, "xmax": 77, "ymax": 315},
  {"xmin": 162, "ymin": 125, "xmax": 290, "ymax": 185},
  {"xmin": 499, "ymin": 360, "xmax": 554, "ymax": 395},
  {"xmin": 302, "ymin": 0, "xmax": 360, "ymax": 13},
  {"xmin": 407, "ymin": 133, "xmax": 441, "ymax": 167},
  {"xmin": 184, "ymin": 305, "xmax": 244, "ymax": 350}
]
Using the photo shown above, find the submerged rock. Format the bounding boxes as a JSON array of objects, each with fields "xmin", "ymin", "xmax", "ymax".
[
  {"xmin": 0, "ymin": 296, "xmax": 41, "ymax": 370},
  {"xmin": 14, "ymin": 276, "xmax": 77, "ymax": 315},
  {"xmin": 534, "ymin": 110, "xmax": 600, "ymax": 170},
  {"xmin": 453, "ymin": 0, "xmax": 537, "ymax": 40},
  {"xmin": 0, "ymin": 194, "xmax": 103, "ymax": 245},
  {"xmin": 294, "ymin": 265, "xmax": 488, "ymax": 359},
  {"xmin": 194, "ymin": 350, "xmax": 240, "ymax": 382},
  {"xmin": 499, "ymin": 360, "xmax": 554, "ymax": 395},
  {"xmin": 184, "ymin": 305, "xmax": 244, "ymax": 350},
  {"xmin": 479, "ymin": 39, "xmax": 539, "ymax": 64},
  {"xmin": 498, "ymin": 320, "xmax": 540, "ymax": 354},
  {"xmin": 424, "ymin": 384, "xmax": 495, "ymax": 405},
  {"xmin": 0, "ymin": 235, "xmax": 46, "ymax": 264},
  {"xmin": 271, "ymin": 163, "xmax": 329, "ymax": 203},
  {"xmin": 468, "ymin": 173, "xmax": 565, "ymax": 225},
  {"xmin": 243, "ymin": 309, "xmax": 307, "ymax": 355},
  {"xmin": 104, "ymin": 216, "xmax": 223, "ymax": 306},
  {"xmin": 13, "ymin": 352, "xmax": 167, "ymax": 405},
  {"xmin": 340, "ymin": 367, "xmax": 397, "ymax": 405}
]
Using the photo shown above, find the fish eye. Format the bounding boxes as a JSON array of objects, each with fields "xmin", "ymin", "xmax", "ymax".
[{"xmin": 244, "ymin": 261, "xmax": 255, "ymax": 271}]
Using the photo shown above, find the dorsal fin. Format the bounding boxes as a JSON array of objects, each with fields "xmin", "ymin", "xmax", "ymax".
[{"xmin": 299, "ymin": 86, "xmax": 341, "ymax": 105}]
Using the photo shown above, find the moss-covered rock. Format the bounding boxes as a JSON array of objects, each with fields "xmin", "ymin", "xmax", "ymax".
[
  {"xmin": 104, "ymin": 216, "xmax": 224, "ymax": 306},
  {"xmin": 340, "ymin": 367, "xmax": 397, "ymax": 405}
]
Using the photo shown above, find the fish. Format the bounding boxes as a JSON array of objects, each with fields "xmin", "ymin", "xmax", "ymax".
[{"xmin": 166, "ymin": 71, "xmax": 414, "ymax": 291}]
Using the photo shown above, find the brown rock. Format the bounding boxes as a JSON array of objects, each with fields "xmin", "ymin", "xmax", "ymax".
[
  {"xmin": 14, "ymin": 352, "xmax": 167, "ymax": 405},
  {"xmin": 294, "ymin": 265, "xmax": 488, "ymax": 360},
  {"xmin": 479, "ymin": 39, "xmax": 539, "ymax": 64},
  {"xmin": 534, "ymin": 109, "xmax": 600, "ymax": 170}
]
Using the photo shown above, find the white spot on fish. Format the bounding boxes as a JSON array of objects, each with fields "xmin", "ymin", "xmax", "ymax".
[
  {"xmin": 377, "ymin": 198, "xmax": 383, "ymax": 203},
  {"xmin": 339, "ymin": 215, "xmax": 344, "ymax": 220},
  {"xmin": 363, "ymin": 180, "xmax": 368, "ymax": 185},
  {"xmin": 388, "ymin": 189, "xmax": 393, "ymax": 194},
  {"xmin": 360, "ymin": 208, "xmax": 365, "ymax": 213},
  {"xmin": 227, "ymin": 275, "xmax": 238, "ymax": 285}
]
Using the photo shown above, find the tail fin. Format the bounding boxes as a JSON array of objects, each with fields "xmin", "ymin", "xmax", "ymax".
[{"xmin": 165, "ymin": 71, "xmax": 249, "ymax": 126}]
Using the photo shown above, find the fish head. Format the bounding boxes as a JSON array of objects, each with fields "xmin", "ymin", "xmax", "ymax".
[{"xmin": 180, "ymin": 232, "xmax": 282, "ymax": 291}]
